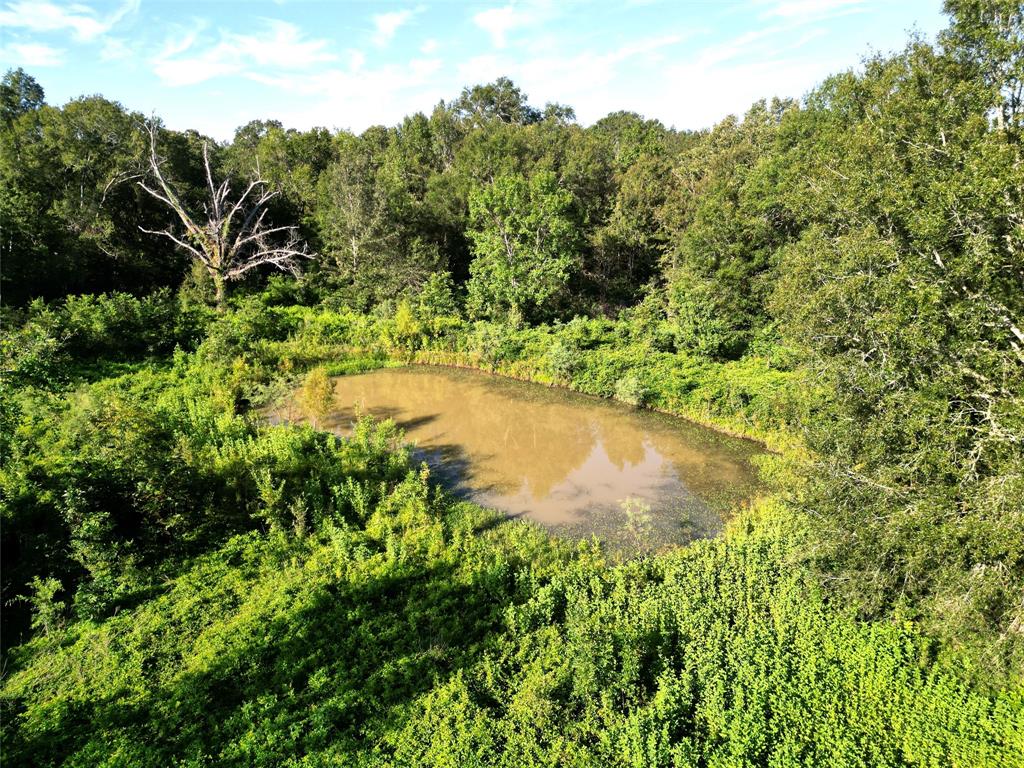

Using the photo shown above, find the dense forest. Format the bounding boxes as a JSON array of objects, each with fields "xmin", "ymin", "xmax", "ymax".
[{"xmin": 1, "ymin": 1, "xmax": 1022, "ymax": 765}]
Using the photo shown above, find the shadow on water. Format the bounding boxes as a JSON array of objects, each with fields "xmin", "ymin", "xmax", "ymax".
[
  {"xmin": 395, "ymin": 413, "xmax": 443, "ymax": 432},
  {"xmin": 273, "ymin": 366, "xmax": 766, "ymax": 553},
  {"xmin": 321, "ymin": 405, "xmax": 443, "ymax": 436},
  {"xmin": 411, "ymin": 442, "xmax": 505, "ymax": 499}
]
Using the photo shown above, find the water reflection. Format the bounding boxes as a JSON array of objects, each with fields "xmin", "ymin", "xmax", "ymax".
[{"xmin": 283, "ymin": 366, "xmax": 763, "ymax": 550}]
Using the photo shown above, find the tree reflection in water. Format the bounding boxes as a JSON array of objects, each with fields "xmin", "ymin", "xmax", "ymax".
[{"xmin": 282, "ymin": 366, "xmax": 764, "ymax": 551}]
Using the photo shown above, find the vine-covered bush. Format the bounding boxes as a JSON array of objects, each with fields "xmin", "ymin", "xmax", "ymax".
[{"xmin": 0, "ymin": 290, "xmax": 208, "ymax": 386}]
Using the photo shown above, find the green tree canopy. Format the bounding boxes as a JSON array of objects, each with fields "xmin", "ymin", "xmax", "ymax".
[
  {"xmin": 466, "ymin": 171, "xmax": 580, "ymax": 322},
  {"xmin": 1, "ymin": 67, "xmax": 44, "ymax": 127},
  {"xmin": 452, "ymin": 76, "xmax": 542, "ymax": 128}
]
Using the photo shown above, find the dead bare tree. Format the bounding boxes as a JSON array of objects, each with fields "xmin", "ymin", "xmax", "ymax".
[{"xmin": 137, "ymin": 123, "xmax": 311, "ymax": 310}]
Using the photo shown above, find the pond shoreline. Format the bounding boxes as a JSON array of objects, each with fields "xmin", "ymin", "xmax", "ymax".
[
  {"xmin": 283, "ymin": 364, "xmax": 766, "ymax": 550},
  {"xmin": 415, "ymin": 359, "xmax": 771, "ymax": 448},
  {"xmin": 327, "ymin": 348, "xmax": 785, "ymax": 453}
]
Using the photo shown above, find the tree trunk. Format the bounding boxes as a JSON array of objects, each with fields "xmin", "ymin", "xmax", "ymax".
[{"xmin": 213, "ymin": 272, "xmax": 226, "ymax": 312}]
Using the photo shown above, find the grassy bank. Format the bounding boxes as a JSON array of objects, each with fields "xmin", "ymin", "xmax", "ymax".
[
  {"xmin": 3, "ymin": 294, "xmax": 1020, "ymax": 766},
  {"xmin": 247, "ymin": 302, "xmax": 798, "ymax": 452},
  {"xmin": 3, "ymin": 439, "xmax": 1018, "ymax": 766}
]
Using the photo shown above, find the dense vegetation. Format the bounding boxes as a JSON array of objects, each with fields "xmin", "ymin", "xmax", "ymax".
[{"xmin": 2, "ymin": 2, "xmax": 1022, "ymax": 765}]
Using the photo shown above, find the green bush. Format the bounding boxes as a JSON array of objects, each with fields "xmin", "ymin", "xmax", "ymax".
[
  {"xmin": 545, "ymin": 338, "xmax": 581, "ymax": 382},
  {"xmin": 3, "ymin": 493, "xmax": 1019, "ymax": 767},
  {"xmin": 0, "ymin": 354, "xmax": 412, "ymax": 637},
  {"xmin": 0, "ymin": 290, "xmax": 208, "ymax": 387},
  {"xmin": 614, "ymin": 372, "xmax": 649, "ymax": 407}
]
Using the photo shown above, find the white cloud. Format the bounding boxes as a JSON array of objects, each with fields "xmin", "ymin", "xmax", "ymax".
[
  {"xmin": 455, "ymin": 34, "xmax": 684, "ymax": 120},
  {"xmin": 99, "ymin": 37, "xmax": 132, "ymax": 61},
  {"xmin": 455, "ymin": 54, "xmax": 505, "ymax": 86},
  {"xmin": 155, "ymin": 27, "xmax": 202, "ymax": 61},
  {"xmin": 689, "ymin": 19, "xmax": 834, "ymax": 71},
  {"xmin": 152, "ymin": 20, "xmax": 336, "ymax": 87},
  {"xmin": 0, "ymin": 0, "xmax": 138, "ymax": 42},
  {"xmin": 658, "ymin": 57, "xmax": 814, "ymax": 127},
  {"xmin": 39, "ymin": 0, "xmax": 934, "ymax": 145},
  {"xmin": 372, "ymin": 9, "xmax": 415, "ymax": 46},
  {"xmin": 242, "ymin": 20, "xmax": 336, "ymax": 68},
  {"xmin": 0, "ymin": 42, "xmax": 66, "ymax": 67},
  {"xmin": 694, "ymin": 27, "xmax": 780, "ymax": 68},
  {"xmin": 244, "ymin": 55, "xmax": 447, "ymax": 135},
  {"xmin": 760, "ymin": 0, "xmax": 865, "ymax": 21},
  {"xmin": 610, "ymin": 34, "xmax": 685, "ymax": 62},
  {"xmin": 409, "ymin": 57, "xmax": 443, "ymax": 80},
  {"xmin": 473, "ymin": 4, "xmax": 541, "ymax": 49}
]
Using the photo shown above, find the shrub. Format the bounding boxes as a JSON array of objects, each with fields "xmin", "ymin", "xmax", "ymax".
[
  {"xmin": 296, "ymin": 366, "xmax": 335, "ymax": 428},
  {"xmin": 27, "ymin": 576, "xmax": 64, "ymax": 637},
  {"xmin": 385, "ymin": 300, "xmax": 423, "ymax": 351},
  {"xmin": 544, "ymin": 338, "xmax": 581, "ymax": 382},
  {"xmin": 417, "ymin": 271, "xmax": 460, "ymax": 320},
  {"xmin": 614, "ymin": 372, "xmax": 649, "ymax": 407},
  {"xmin": 1, "ymin": 291, "xmax": 208, "ymax": 387}
]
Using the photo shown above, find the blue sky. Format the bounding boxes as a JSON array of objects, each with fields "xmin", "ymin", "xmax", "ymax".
[{"xmin": 1, "ymin": 0, "xmax": 946, "ymax": 140}]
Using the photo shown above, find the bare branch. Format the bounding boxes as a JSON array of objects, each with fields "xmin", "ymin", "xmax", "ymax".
[
  {"xmin": 101, "ymin": 170, "xmax": 144, "ymax": 205},
  {"xmin": 136, "ymin": 121, "xmax": 313, "ymax": 308},
  {"xmin": 138, "ymin": 226, "xmax": 208, "ymax": 264},
  {"xmin": 232, "ymin": 223, "xmax": 296, "ymax": 251},
  {"xmin": 221, "ymin": 178, "xmax": 264, "ymax": 239}
]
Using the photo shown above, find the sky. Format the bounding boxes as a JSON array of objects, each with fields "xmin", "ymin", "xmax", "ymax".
[{"xmin": 1, "ymin": 0, "xmax": 947, "ymax": 140}]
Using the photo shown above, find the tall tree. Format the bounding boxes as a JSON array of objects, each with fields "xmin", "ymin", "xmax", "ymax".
[
  {"xmin": 660, "ymin": 99, "xmax": 798, "ymax": 358},
  {"xmin": 315, "ymin": 130, "xmax": 400, "ymax": 303},
  {"xmin": 771, "ymin": 15, "xmax": 1024, "ymax": 655},
  {"xmin": 452, "ymin": 77, "xmax": 542, "ymax": 128},
  {"xmin": 466, "ymin": 171, "xmax": 579, "ymax": 322},
  {"xmin": 1, "ymin": 79, "xmax": 195, "ymax": 304},
  {"xmin": 139, "ymin": 126, "xmax": 311, "ymax": 309},
  {"xmin": 941, "ymin": 0, "xmax": 1023, "ymax": 135},
  {"xmin": 0, "ymin": 67, "xmax": 44, "ymax": 127}
]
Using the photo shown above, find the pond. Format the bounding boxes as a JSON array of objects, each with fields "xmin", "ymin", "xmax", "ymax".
[{"xmin": 279, "ymin": 366, "xmax": 764, "ymax": 551}]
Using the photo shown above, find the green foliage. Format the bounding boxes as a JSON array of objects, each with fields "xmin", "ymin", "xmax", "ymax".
[
  {"xmin": 1, "ymin": 68, "xmax": 43, "ymax": 127},
  {"xmin": 589, "ymin": 152, "xmax": 670, "ymax": 306},
  {"xmin": 766, "ymin": 10, "xmax": 1024, "ymax": 658},
  {"xmin": 1, "ymin": 284, "xmax": 1020, "ymax": 765},
  {"xmin": 314, "ymin": 127, "xmax": 449, "ymax": 306},
  {"xmin": 4, "ymin": 5, "xmax": 1024, "ymax": 761},
  {"xmin": 466, "ymin": 171, "xmax": 580, "ymax": 322},
  {"xmin": 941, "ymin": 0, "xmax": 1023, "ymax": 135},
  {"xmin": 417, "ymin": 271, "xmax": 460, "ymax": 323},
  {"xmin": 386, "ymin": 300, "xmax": 424, "ymax": 351},
  {"xmin": 2, "ymin": 494, "xmax": 1019, "ymax": 767},
  {"xmin": 666, "ymin": 265, "xmax": 749, "ymax": 359},
  {"xmin": 544, "ymin": 337, "xmax": 582, "ymax": 382},
  {"xmin": 0, "ymin": 84, "xmax": 200, "ymax": 304},
  {"xmin": 0, "ymin": 347, "xmax": 412, "ymax": 642},
  {"xmin": 662, "ymin": 99, "xmax": 798, "ymax": 359},
  {"xmin": 614, "ymin": 373, "xmax": 649, "ymax": 407},
  {"xmin": 295, "ymin": 366, "xmax": 334, "ymax": 428},
  {"xmin": 26, "ymin": 576, "xmax": 64, "ymax": 637},
  {"xmin": 0, "ymin": 290, "xmax": 208, "ymax": 387},
  {"xmin": 452, "ymin": 76, "xmax": 543, "ymax": 128}
]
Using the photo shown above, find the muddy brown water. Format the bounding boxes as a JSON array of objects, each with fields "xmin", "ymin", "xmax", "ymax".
[{"xmin": 278, "ymin": 366, "xmax": 764, "ymax": 551}]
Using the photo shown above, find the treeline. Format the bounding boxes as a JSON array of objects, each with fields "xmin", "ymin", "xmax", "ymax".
[{"xmin": 1, "ymin": 71, "xmax": 679, "ymax": 318}]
